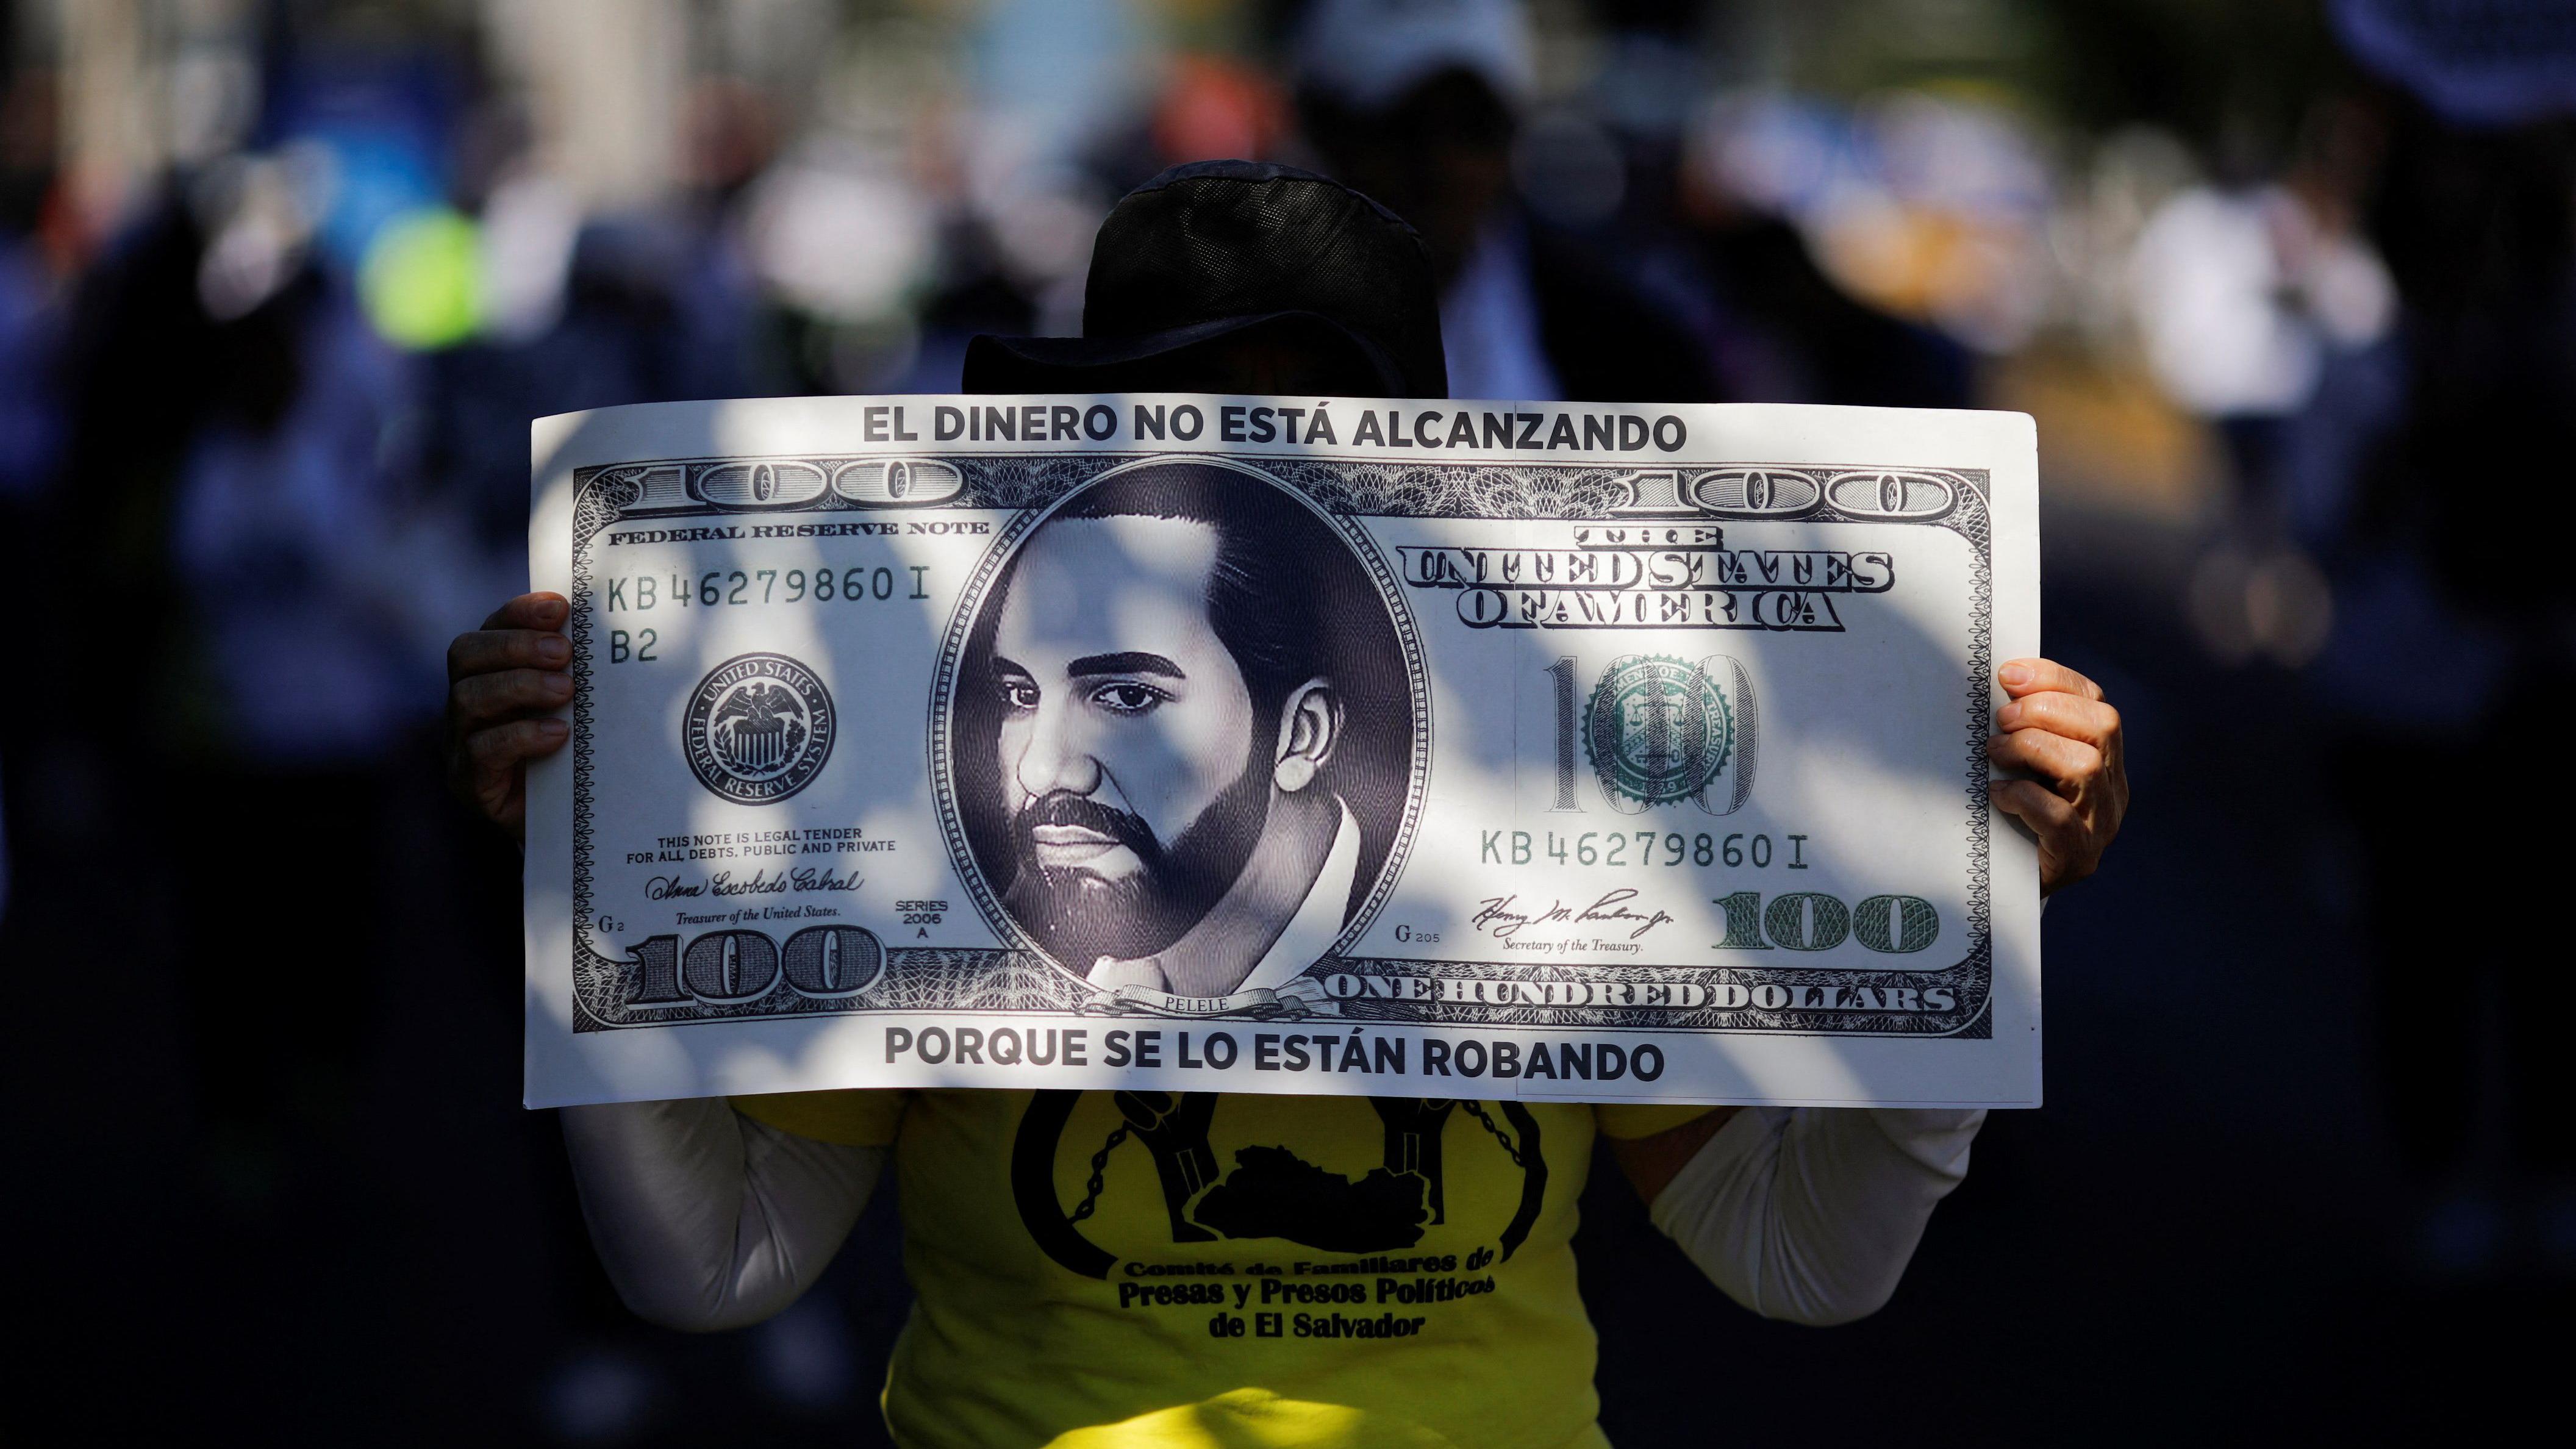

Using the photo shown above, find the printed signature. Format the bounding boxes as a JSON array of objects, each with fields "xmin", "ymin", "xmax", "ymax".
[
  {"xmin": 1470, "ymin": 889, "xmax": 1676, "ymax": 942},
  {"xmin": 645, "ymin": 867, "xmax": 864, "ymax": 900}
]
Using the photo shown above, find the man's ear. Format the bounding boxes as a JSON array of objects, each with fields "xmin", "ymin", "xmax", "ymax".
[{"xmin": 1272, "ymin": 679, "xmax": 1340, "ymax": 793}]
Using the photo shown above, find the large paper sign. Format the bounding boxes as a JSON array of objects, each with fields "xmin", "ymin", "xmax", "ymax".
[{"xmin": 524, "ymin": 396, "xmax": 2040, "ymax": 1108}]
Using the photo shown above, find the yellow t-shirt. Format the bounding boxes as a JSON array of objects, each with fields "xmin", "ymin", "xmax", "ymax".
[{"xmin": 734, "ymin": 1088, "xmax": 1714, "ymax": 1449}]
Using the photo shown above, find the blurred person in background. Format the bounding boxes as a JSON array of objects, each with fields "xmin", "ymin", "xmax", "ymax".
[
  {"xmin": 182, "ymin": 312, "xmax": 403, "ymax": 1175},
  {"xmin": 43, "ymin": 22, "xmax": 517, "ymax": 1216},
  {"xmin": 2127, "ymin": 112, "xmax": 2394, "ymax": 538},
  {"xmin": 1672, "ymin": 103, "xmax": 1977, "ymax": 410},
  {"xmin": 0, "ymin": 47, "xmax": 63, "ymax": 923},
  {"xmin": 43, "ymin": 148, "xmax": 431, "ymax": 1206},
  {"xmin": 424, "ymin": 105, "xmax": 768, "ymax": 573},
  {"xmin": 1293, "ymin": 0, "xmax": 1715, "ymax": 403},
  {"xmin": 0, "ymin": 46, "xmax": 56, "ymax": 505},
  {"xmin": 448, "ymin": 159, "xmax": 2130, "ymax": 1449},
  {"xmin": 2284, "ymin": 0, "xmax": 2576, "ymax": 1278}
]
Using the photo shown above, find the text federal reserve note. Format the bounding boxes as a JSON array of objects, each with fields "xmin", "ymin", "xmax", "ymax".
[{"xmin": 524, "ymin": 395, "xmax": 2040, "ymax": 1108}]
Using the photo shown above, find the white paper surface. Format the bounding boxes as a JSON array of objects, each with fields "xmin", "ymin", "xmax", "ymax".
[{"xmin": 524, "ymin": 395, "xmax": 2041, "ymax": 1109}]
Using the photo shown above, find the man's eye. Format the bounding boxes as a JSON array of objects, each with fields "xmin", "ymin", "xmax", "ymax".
[
  {"xmin": 998, "ymin": 679, "xmax": 1040, "ymax": 710},
  {"xmin": 1090, "ymin": 682, "xmax": 1168, "ymax": 715}
]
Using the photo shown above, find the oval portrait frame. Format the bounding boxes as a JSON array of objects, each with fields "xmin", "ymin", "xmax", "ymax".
[{"xmin": 925, "ymin": 454, "xmax": 1433, "ymax": 989}]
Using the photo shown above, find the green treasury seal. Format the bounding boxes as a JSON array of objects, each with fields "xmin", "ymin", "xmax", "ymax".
[{"xmin": 1584, "ymin": 655, "xmax": 1734, "ymax": 808}]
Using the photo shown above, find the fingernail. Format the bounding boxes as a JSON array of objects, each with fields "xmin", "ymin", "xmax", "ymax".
[
  {"xmin": 543, "ymin": 671, "xmax": 573, "ymax": 694},
  {"xmin": 538, "ymin": 717, "xmax": 569, "ymax": 737},
  {"xmin": 538, "ymin": 637, "xmax": 570, "ymax": 665},
  {"xmin": 2000, "ymin": 663, "xmax": 2031, "ymax": 687},
  {"xmin": 1996, "ymin": 701, "xmax": 2020, "ymax": 726}
]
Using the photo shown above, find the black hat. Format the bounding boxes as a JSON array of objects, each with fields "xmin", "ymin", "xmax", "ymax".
[{"xmin": 963, "ymin": 160, "xmax": 1448, "ymax": 399}]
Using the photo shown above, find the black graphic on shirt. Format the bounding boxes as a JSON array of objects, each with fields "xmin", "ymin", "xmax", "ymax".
[
  {"xmin": 1114, "ymin": 1090, "xmax": 1222, "ymax": 1243},
  {"xmin": 1009, "ymin": 1090, "xmax": 1548, "ymax": 1280},
  {"xmin": 1371, "ymin": 1097, "xmax": 1458, "ymax": 1224},
  {"xmin": 1190, "ymin": 1145, "xmax": 1431, "ymax": 1251}
]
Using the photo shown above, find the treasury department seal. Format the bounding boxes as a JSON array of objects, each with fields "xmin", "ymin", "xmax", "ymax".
[
  {"xmin": 1584, "ymin": 655, "xmax": 1734, "ymax": 809},
  {"xmin": 682, "ymin": 653, "xmax": 837, "ymax": 804}
]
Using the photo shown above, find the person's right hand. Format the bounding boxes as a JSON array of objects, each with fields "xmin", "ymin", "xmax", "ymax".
[{"xmin": 446, "ymin": 592, "xmax": 574, "ymax": 843}]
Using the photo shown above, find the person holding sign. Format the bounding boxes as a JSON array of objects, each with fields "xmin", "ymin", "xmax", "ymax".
[{"xmin": 448, "ymin": 162, "xmax": 2127, "ymax": 1448}]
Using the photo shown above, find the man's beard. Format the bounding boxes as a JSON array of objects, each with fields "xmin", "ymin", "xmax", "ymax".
[{"xmin": 1005, "ymin": 751, "xmax": 1273, "ymax": 968}]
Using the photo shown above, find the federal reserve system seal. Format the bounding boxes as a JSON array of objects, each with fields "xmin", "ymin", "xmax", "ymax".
[{"xmin": 682, "ymin": 653, "xmax": 837, "ymax": 804}]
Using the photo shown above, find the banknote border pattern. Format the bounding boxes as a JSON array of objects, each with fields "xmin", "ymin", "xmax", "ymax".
[{"xmin": 563, "ymin": 452, "xmax": 1992, "ymax": 1040}]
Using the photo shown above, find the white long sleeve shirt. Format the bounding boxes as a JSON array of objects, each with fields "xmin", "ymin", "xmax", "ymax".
[{"xmin": 563, "ymin": 1093, "xmax": 1981, "ymax": 1334}]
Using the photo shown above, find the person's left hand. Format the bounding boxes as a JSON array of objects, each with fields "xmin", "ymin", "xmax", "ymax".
[{"xmin": 1987, "ymin": 658, "xmax": 2127, "ymax": 896}]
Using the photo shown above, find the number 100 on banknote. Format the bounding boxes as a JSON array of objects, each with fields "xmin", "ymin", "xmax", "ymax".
[{"xmin": 524, "ymin": 395, "xmax": 2041, "ymax": 1109}]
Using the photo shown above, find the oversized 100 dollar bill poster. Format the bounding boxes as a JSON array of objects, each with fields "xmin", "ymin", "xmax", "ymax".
[{"xmin": 524, "ymin": 395, "xmax": 2040, "ymax": 1109}]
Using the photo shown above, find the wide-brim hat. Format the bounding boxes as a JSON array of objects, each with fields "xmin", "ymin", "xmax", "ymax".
[{"xmin": 964, "ymin": 160, "xmax": 1448, "ymax": 399}]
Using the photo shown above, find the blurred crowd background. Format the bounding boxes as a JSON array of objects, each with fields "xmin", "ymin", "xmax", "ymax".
[{"xmin": 3, "ymin": 0, "xmax": 2572, "ymax": 1441}]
